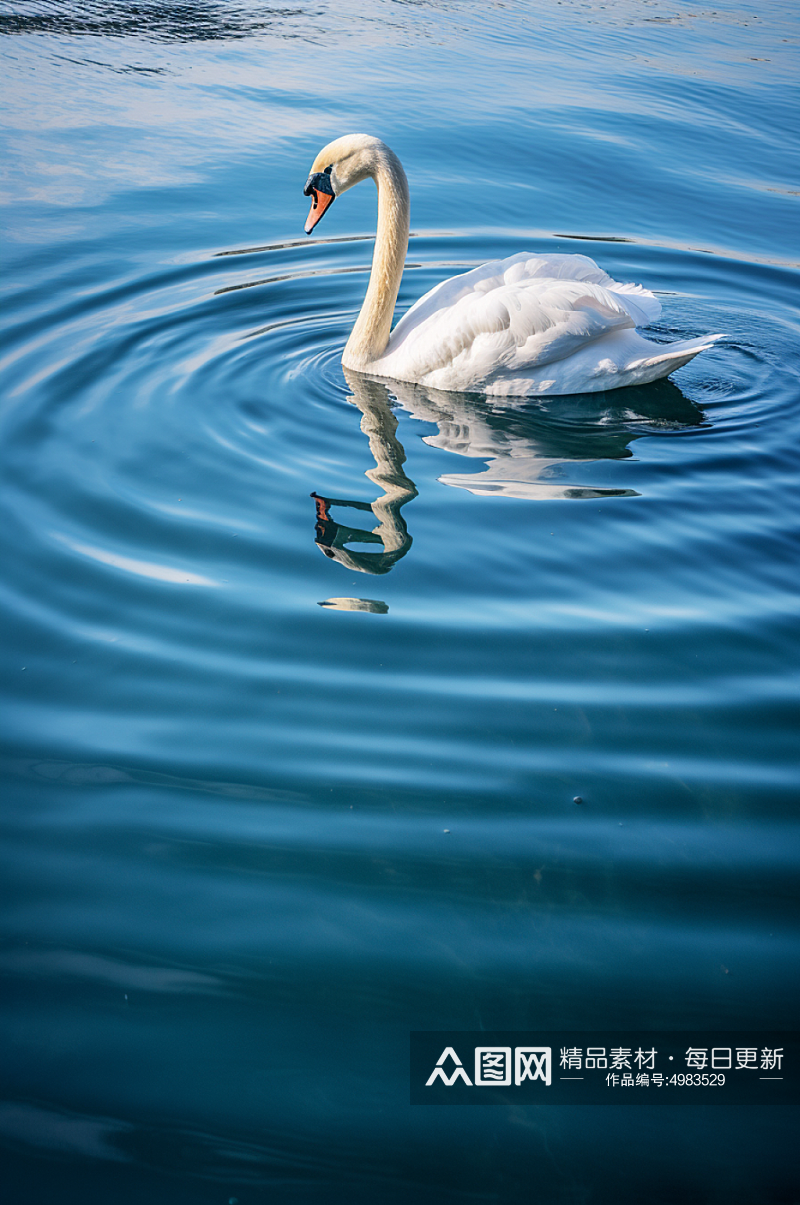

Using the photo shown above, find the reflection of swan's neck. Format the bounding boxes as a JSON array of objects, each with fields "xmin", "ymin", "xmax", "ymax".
[
  {"xmin": 360, "ymin": 400, "xmax": 416, "ymax": 553},
  {"xmin": 343, "ymin": 147, "xmax": 409, "ymax": 371}
]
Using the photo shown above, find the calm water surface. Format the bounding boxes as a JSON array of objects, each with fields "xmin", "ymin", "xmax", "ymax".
[{"xmin": 1, "ymin": 2, "xmax": 799, "ymax": 1201}]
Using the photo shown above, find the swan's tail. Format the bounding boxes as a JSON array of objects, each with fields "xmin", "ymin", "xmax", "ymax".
[{"xmin": 627, "ymin": 332, "xmax": 725, "ymax": 375}]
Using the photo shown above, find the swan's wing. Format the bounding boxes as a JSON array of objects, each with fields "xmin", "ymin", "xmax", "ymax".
[
  {"xmin": 380, "ymin": 253, "xmax": 662, "ymax": 388},
  {"xmin": 394, "ymin": 252, "xmax": 661, "ymax": 332}
]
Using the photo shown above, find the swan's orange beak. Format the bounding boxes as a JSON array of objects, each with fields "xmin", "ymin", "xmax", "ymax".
[{"xmin": 305, "ymin": 189, "xmax": 335, "ymax": 234}]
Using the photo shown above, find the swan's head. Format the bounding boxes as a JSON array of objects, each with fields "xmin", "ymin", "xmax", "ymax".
[{"xmin": 303, "ymin": 133, "xmax": 392, "ymax": 234}]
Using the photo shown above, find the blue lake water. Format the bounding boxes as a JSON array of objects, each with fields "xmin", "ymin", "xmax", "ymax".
[{"xmin": 1, "ymin": 1, "xmax": 799, "ymax": 1200}]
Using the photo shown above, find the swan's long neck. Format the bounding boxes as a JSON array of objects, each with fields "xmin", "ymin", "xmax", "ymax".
[{"xmin": 343, "ymin": 148, "xmax": 409, "ymax": 370}]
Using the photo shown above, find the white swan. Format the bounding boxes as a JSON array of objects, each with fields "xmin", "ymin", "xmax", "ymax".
[{"xmin": 304, "ymin": 134, "xmax": 722, "ymax": 397}]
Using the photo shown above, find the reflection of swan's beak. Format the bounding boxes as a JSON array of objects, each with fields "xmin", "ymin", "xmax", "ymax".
[
  {"xmin": 312, "ymin": 491, "xmax": 365, "ymax": 552},
  {"xmin": 309, "ymin": 488, "xmax": 412, "ymax": 576},
  {"xmin": 304, "ymin": 170, "xmax": 336, "ymax": 233}
]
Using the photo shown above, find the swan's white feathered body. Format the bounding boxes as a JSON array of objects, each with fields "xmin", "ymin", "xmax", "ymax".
[
  {"xmin": 371, "ymin": 251, "xmax": 719, "ymax": 396},
  {"xmin": 303, "ymin": 135, "xmax": 722, "ymax": 397}
]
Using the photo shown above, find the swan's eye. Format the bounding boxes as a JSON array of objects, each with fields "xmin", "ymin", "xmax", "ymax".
[{"xmin": 324, "ymin": 165, "xmax": 333, "ymax": 174}]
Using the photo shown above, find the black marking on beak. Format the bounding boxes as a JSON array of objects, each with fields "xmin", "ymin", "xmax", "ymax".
[{"xmin": 303, "ymin": 166, "xmax": 334, "ymax": 198}]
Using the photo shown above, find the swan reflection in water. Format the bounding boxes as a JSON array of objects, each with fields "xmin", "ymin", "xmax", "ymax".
[
  {"xmin": 312, "ymin": 372, "xmax": 418, "ymax": 580},
  {"xmin": 313, "ymin": 370, "xmax": 705, "ymax": 587}
]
